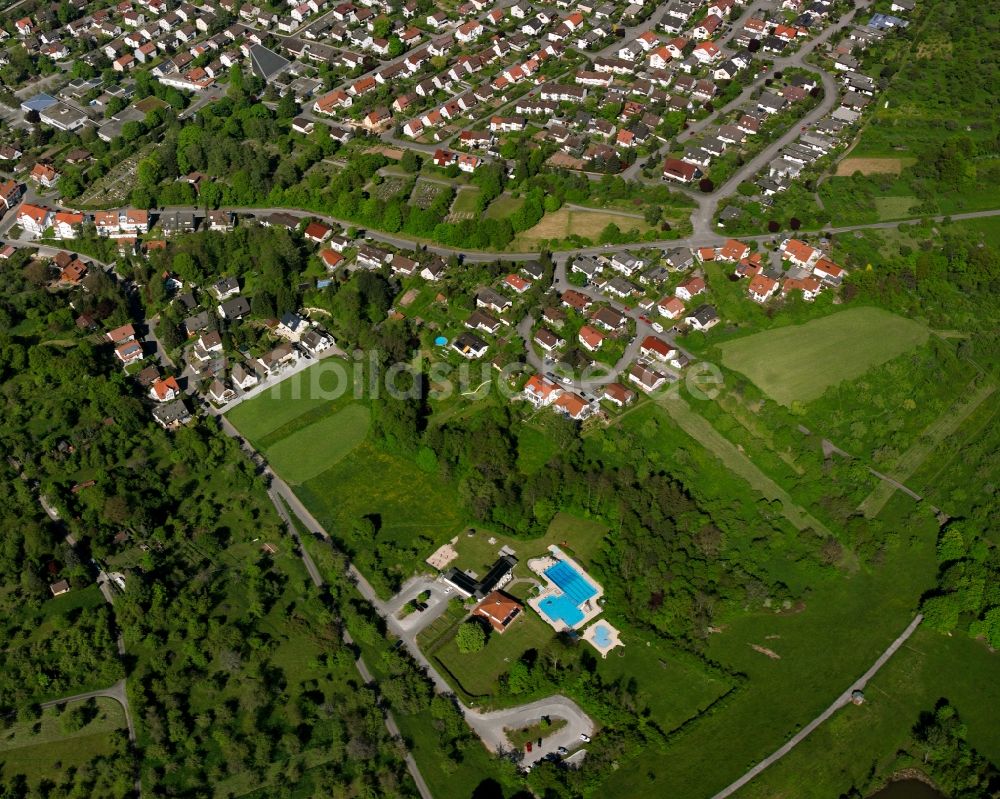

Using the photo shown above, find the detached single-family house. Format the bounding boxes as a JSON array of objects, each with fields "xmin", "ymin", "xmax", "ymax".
[{"xmin": 675, "ymin": 276, "xmax": 706, "ymax": 301}]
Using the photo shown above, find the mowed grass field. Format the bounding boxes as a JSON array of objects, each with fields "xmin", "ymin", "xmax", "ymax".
[
  {"xmin": 264, "ymin": 404, "xmax": 371, "ymax": 484},
  {"xmin": 226, "ymin": 360, "xmax": 367, "ymax": 483},
  {"xmin": 0, "ymin": 697, "xmax": 126, "ymax": 785},
  {"xmin": 226, "ymin": 360, "xmax": 354, "ymax": 444},
  {"xmin": 718, "ymin": 307, "xmax": 929, "ymax": 406}
]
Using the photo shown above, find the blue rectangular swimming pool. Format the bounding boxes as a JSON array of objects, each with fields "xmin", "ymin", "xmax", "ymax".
[{"xmin": 538, "ymin": 561, "xmax": 597, "ymax": 628}]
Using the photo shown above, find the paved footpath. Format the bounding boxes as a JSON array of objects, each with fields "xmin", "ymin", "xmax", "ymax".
[{"xmin": 709, "ymin": 613, "xmax": 923, "ymax": 799}]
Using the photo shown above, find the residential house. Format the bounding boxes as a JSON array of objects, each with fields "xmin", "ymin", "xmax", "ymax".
[
  {"xmin": 218, "ymin": 296, "xmax": 251, "ymax": 319},
  {"xmin": 685, "ymin": 303, "xmax": 719, "ymax": 331},
  {"xmin": 554, "ymin": 391, "xmax": 591, "ymax": 421},
  {"xmin": 523, "ymin": 374, "xmax": 562, "ymax": 408},
  {"xmin": 256, "ymin": 342, "xmax": 299, "ymax": 374},
  {"xmin": 150, "ymin": 375, "xmax": 181, "ymax": 402},
  {"xmin": 30, "ymin": 163, "xmax": 60, "ymax": 188},
  {"xmin": 747, "ymin": 273, "xmax": 779, "ymax": 302},
  {"xmin": 451, "ymin": 331, "xmax": 489, "ymax": 359},
  {"xmin": 533, "ymin": 327, "xmax": 565, "ymax": 352},
  {"xmin": 628, "ymin": 362, "xmax": 667, "ymax": 392},
  {"xmin": 152, "ymin": 399, "xmax": 192, "ymax": 429},
  {"xmin": 578, "ymin": 325, "xmax": 604, "ymax": 352},
  {"xmin": 657, "ymin": 295, "xmax": 686, "ymax": 319},
  {"xmin": 115, "ymin": 340, "xmax": 144, "ymax": 364},
  {"xmin": 476, "ymin": 288, "xmax": 512, "ymax": 314},
  {"xmin": 675, "ymin": 276, "xmax": 706, "ymax": 301},
  {"xmin": 781, "ymin": 238, "xmax": 820, "ymax": 267},
  {"xmin": 602, "ymin": 382, "xmax": 635, "ymax": 407}
]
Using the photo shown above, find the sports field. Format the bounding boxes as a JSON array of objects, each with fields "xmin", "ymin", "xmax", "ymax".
[{"xmin": 718, "ymin": 308, "xmax": 929, "ymax": 406}]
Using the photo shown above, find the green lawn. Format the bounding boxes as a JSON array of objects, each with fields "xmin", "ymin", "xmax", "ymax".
[
  {"xmin": 226, "ymin": 360, "xmax": 352, "ymax": 443},
  {"xmin": 451, "ymin": 186, "xmax": 482, "ymax": 215},
  {"xmin": 433, "ymin": 612, "xmax": 557, "ymax": 701},
  {"xmin": 733, "ymin": 628, "xmax": 1000, "ymax": 799},
  {"xmin": 263, "ymin": 404, "xmax": 371, "ymax": 484},
  {"xmin": 718, "ymin": 307, "xmax": 929, "ymax": 406},
  {"xmin": 296, "ymin": 441, "xmax": 467, "ymax": 581},
  {"xmin": 0, "ymin": 697, "xmax": 126, "ymax": 785},
  {"xmin": 483, "ymin": 192, "xmax": 524, "ymax": 220},
  {"xmin": 594, "ymin": 630, "xmax": 735, "ymax": 734}
]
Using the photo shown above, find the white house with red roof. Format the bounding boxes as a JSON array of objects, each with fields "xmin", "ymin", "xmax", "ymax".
[
  {"xmin": 150, "ymin": 375, "xmax": 181, "ymax": 402},
  {"xmin": 747, "ymin": 273, "xmax": 779, "ymax": 303},
  {"xmin": 657, "ymin": 296, "xmax": 686, "ymax": 319},
  {"xmin": 578, "ymin": 324, "xmax": 604, "ymax": 352},
  {"xmin": 780, "ymin": 238, "xmax": 821, "ymax": 268},
  {"xmin": 523, "ymin": 374, "xmax": 562, "ymax": 408},
  {"xmin": 554, "ymin": 391, "xmax": 592, "ymax": 421},
  {"xmin": 640, "ymin": 335, "xmax": 675, "ymax": 362},
  {"xmin": 675, "ymin": 276, "xmax": 706, "ymax": 301},
  {"xmin": 813, "ymin": 258, "xmax": 846, "ymax": 285},
  {"xmin": 718, "ymin": 239, "xmax": 750, "ymax": 262},
  {"xmin": 53, "ymin": 211, "xmax": 85, "ymax": 239},
  {"xmin": 692, "ymin": 40, "xmax": 722, "ymax": 63},
  {"xmin": 504, "ymin": 273, "xmax": 532, "ymax": 294},
  {"xmin": 17, "ymin": 203, "xmax": 52, "ymax": 236}
]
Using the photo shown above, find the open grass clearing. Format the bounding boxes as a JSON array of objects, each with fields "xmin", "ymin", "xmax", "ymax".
[
  {"xmin": 718, "ymin": 308, "xmax": 929, "ymax": 406},
  {"xmin": 297, "ymin": 441, "xmax": 466, "ymax": 554},
  {"xmin": 731, "ymin": 627, "xmax": 1000, "ymax": 799},
  {"xmin": 483, "ymin": 192, "xmax": 524, "ymax": 220},
  {"xmin": 451, "ymin": 186, "xmax": 481, "ymax": 214},
  {"xmin": 225, "ymin": 360, "xmax": 352, "ymax": 443},
  {"xmin": 263, "ymin": 404, "xmax": 371, "ymax": 485},
  {"xmin": 0, "ymin": 697, "xmax": 126, "ymax": 785},
  {"xmin": 873, "ymin": 196, "xmax": 919, "ymax": 219},
  {"xmin": 433, "ymin": 611, "xmax": 557, "ymax": 701}
]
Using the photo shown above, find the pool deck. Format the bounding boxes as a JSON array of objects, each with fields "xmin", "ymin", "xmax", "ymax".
[
  {"xmin": 582, "ymin": 620, "xmax": 624, "ymax": 658},
  {"xmin": 527, "ymin": 546, "xmax": 605, "ymax": 633}
]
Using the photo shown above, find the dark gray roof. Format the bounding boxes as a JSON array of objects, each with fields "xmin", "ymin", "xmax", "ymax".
[{"xmin": 249, "ymin": 44, "xmax": 291, "ymax": 82}]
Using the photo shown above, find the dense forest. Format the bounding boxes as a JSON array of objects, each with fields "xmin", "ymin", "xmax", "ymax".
[{"xmin": 0, "ymin": 248, "xmax": 416, "ymax": 796}]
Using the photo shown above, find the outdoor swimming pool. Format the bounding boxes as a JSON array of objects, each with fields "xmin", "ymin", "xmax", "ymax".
[
  {"xmin": 591, "ymin": 623, "xmax": 612, "ymax": 649},
  {"xmin": 538, "ymin": 560, "xmax": 598, "ymax": 628}
]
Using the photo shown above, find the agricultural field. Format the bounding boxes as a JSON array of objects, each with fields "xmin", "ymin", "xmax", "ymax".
[{"xmin": 717, "ymin": 307, "xmax": 929, "ymax": 406}]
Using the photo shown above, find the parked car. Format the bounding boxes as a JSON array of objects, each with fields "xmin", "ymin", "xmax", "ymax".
[
  {"xmin": 525, "ymin": 741, "xmax": 532, "ymax": 752},
  {"xmin": 579, "ymin": 734, "xmax": 591, "ymax": 743},
  {"xmin": 651, "ymin": 321, "xmax": 664, "ymax": 333},
  {"xmin": 557, "ymin": 746, "xmax": 568, "ymax": 755}
]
